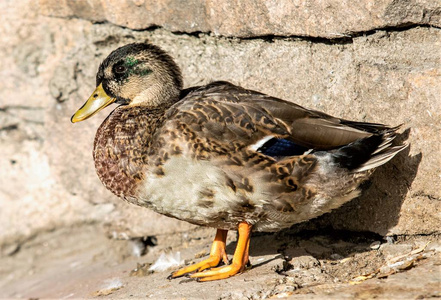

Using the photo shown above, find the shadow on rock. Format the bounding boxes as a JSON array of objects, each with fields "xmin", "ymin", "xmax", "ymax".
[{"xmin": 225, "ymin": 228, "xmax": 384, "ymax": 273}]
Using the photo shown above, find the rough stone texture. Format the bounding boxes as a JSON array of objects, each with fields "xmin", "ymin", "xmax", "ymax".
[
  {"xmin": 39, "ymin": 0, "xmax": 441, "ymax": 38},
  {"xmin": 47, "ymin": 27, "xmax": 441, "ymax": 237},
  {"xmin": 0, "ymin": 0, "xmax": 196, "ymax": 247},
  {"xmin": 1, "ymin": 0, "xmax": 440, "ymax": 250},
  {"xmin": 1, "ymin": 224, "xmax": 439, "ymax": 298},
  {"xmin": 1, "ymin": 1, "xmax": 440, "ymax": 298}
]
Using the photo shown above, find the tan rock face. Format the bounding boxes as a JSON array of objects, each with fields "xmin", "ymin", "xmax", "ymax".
[
  {"xmin": 40, "ymin": 0, "xmax": 441, "ymax": 38},
  {"xmin": 1, "ymin": 0, "xmax": 440, "ymax": 246}
]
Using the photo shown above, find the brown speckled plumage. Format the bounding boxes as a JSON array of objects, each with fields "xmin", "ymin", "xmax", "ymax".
[
  {"xmin": 72, "ymin": 42, "xmax": 407, "ymax": 281},
  {"xmin": 93, "ymin": 105, "xmax": 165, "ymax": 199}
]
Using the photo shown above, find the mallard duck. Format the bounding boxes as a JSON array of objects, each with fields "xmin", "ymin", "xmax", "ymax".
[{"xmin": 71, "ymin": 43, "xmax": 407, "ymax": 281}]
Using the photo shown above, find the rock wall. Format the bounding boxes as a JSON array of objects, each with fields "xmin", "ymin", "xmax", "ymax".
[
  {"xmin": 40, "ymin": 0, "xmax": 441, "ymax": 38},
  {"xmin": 1, "ymin": 0, "xmax": 440, "ymax": 248}
]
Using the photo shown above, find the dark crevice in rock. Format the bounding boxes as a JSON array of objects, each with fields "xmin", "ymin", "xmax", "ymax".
[
  {"xmin": 207, "ymin": 23, "xmax": 439, "ymax": 44},
  {"xmin": 120, "ymin": 23, "xmax": 440, "ymax": 45},
  {"xmin": 411, "ymin": 191, "xmax": 441, "ymax": 201},
  {"xmin": 349, "ymin": 23, "xmax": 441, "ymax": 39},
  {"xmin": 51, "ymin": 14, "xmax": 440, "ymax": 45},
  {"xmin": 125, "ymin": 25, "xmax": 162, "ymax": 32},
  {"xmin": 0, "ymin": 124, "xmax": 19, "ymax": 132}
]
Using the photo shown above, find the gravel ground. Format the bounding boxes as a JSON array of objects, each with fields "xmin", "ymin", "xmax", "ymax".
[{"xmin": 1, "ymin": 224, "xmax": 439, "ymax": 299}]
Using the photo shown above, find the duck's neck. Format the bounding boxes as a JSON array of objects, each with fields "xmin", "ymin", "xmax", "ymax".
[
  {"xmin": 130, "ymin": 82, "xmax": 181, "ymax": 108},
  {"xmin": 93, "ymin": 104, "xmax": 168, "ymax": 199}
]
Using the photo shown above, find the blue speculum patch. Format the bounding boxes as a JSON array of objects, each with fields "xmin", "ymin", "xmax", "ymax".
[{"xmin": 258, "ymin": 138, "xmax": 310, "ymax": 157}]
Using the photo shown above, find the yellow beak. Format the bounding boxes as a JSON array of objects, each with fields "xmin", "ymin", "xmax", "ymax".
[{"xmin": 71, "ymin": 83, "xmax": 116, "ymax": 123}]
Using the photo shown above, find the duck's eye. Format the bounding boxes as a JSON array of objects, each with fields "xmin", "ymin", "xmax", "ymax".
[{"xmin": 114, "ymin": 65, "xmax": 126, "ymax": 74}]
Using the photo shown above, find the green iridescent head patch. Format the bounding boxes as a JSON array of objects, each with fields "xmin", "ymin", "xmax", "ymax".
[
  {"xmin": 125, "ymin": 56, "xmax": 139, "ymax": 67},
  {"xmin": 122, "ymin": 56, "xmax": 152, "ymax": 79}
]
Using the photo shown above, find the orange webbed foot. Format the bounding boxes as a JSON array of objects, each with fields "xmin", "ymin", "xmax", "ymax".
[
  {"xmin": 169, "ymin": 229, "xmax": 228, "ymax": 279},
  {"xmin": 190, "ymin": 222, "xmax": 252, "ymax": 282}
]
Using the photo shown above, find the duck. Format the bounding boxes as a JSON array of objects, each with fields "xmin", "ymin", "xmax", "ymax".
[{"xmin": 71, "ymin": 42, "xmax": 407, "ymax": 282}]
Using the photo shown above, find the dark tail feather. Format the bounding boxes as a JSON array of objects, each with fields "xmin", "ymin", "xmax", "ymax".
[{"xmin": 331, "ymin": 126, "xmax": 408, "ymax": 172}]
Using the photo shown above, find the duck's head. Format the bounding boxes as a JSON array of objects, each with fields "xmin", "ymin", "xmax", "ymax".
[{"xmin": 71, "ymin": 43, "xmax": 183, "ymax": 123}]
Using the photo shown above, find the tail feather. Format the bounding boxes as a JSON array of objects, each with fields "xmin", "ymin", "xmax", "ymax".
[
  {"xmin": 355, "ymin": 144, "xmax": 407, "ymax": 172},
  {"xmin": 331, "ymin": 125, "xmax": 407, "ymax": 172}
]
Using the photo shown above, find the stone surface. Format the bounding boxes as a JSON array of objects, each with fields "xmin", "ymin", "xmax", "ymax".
[
  {"xmin": 40, "ymin": 0, "xmax": 441, "ymax": 38},
  {"xmin": 1, "ymin": 0, "xmax": 440, "ymax": 249},
  {"xmin": 0, "ymin": 0, "xmax": 196, "ymax": 247},
  {"xmin": 1, "ymin": 0, "xmax": 440, "ymax": 298},
  {"xmin": 1, "ymin": 224, "xmax": 439, "ymax": 299},
  {"xmin": 50, "ymin": 26, "xmax": 441, "ymax": 237}
]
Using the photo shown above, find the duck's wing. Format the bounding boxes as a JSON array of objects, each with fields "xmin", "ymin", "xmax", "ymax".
[
  {"xmin": 169, "ymin": 81, "xmax": 389, "ymax": 154},
  {"xmin": 224, "ymin": 83, "xmax": 391, "ymax": 150},
  {"xmin": 167, "ymin": 82, "xmax": 294, "ymax": 156}
]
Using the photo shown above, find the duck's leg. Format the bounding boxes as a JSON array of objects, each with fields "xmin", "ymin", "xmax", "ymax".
[
  {"xmin": 169, "ymin": 228, "xmax": 228, "ymax": 278},
  {"xmin": 191, "ymin": 222, "xmax": 252, "ymax": 282}
]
